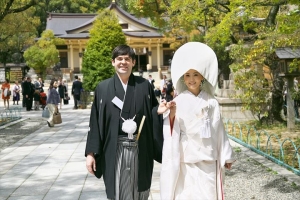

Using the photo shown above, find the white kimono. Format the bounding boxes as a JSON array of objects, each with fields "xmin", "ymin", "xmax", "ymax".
[{"xmin": 160, "ymin": 90, "xmax": 235, "ymax": 200}]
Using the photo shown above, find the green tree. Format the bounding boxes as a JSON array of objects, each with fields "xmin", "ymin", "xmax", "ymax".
[
  {"xmin": 219, "ymin": 1, "xmax": 300, "ymax": 121},
  {"xmin": 0, "ymin": 7, "xmax": 40, "ymax": 65},
  {"xmin": 81, "ymin": 9, "xmax": 126, "ymax": 91},
  {"xmin": 23, "ymin": 30, "xmax": 64, "ymax": 78},
  {"xmin": 127, "ymin": 0, "xmax": 300, "ymax": 122},
  {"xmin": 0, "ymin": 0, "xmax": 38, "ymax": 22},
  {"xmin": 126, "ymin": 0, "xmax": 234, "ymax": 81}
]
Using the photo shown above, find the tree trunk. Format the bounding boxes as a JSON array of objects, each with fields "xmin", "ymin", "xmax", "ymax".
[{"xmin": 265, "ymin": 6, "xmax": 280, "ymax": 27}]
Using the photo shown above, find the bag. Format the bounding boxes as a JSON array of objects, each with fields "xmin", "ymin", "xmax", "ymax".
[
  {"xmin": 63, "ymin": 99, "xmax": 69, "ymax": 105},
  {"xmin": 53, "ymin": 112, "xmax": 62, "ymax": 124},
  {"xmin": 42, "ymin": 106, "xmax": 50, "ymax": 118},
  {"xmin": 7, "ymin": 90, "xmax": 11, "ymax": 96}
]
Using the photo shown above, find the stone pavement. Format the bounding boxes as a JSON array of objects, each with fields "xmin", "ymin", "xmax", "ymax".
[{"xmin": 0, "ymin": 98, "xmax": 299, "ymax": 200}]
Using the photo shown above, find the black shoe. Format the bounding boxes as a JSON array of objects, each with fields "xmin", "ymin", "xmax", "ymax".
[{"xmin": 47, "ymin": 121, "xmax": 51, "ymax": 127}]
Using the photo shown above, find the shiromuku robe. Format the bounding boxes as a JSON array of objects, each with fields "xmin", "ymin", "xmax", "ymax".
[
  {"xmin": 85, "ymin": 74, "xmax": 163, "ymax": 199},
  {"xmin": 160, "ymin": 90, "xmax": 235, "ymax": 200}
]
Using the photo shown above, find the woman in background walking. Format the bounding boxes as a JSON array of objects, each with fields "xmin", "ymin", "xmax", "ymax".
[{"xmin": 46, "ymin": 80, "xmax": 60, "ymax": 127}]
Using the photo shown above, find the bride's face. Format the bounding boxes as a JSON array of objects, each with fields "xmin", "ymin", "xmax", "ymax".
[{"xmin": 183, "ymin": 69, "xmax": 204, "ymax": 94}]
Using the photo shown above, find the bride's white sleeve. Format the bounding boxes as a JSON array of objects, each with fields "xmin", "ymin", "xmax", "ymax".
[{"xmin": 160, "ymin": 109, "xmax": 180, "ymax": 200}]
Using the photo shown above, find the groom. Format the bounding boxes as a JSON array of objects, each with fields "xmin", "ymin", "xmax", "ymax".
[{"xmin": 85, "ymin": 45, "xmax": 169, "ymax": 200}]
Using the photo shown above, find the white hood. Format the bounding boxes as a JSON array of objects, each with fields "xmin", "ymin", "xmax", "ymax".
[{"xmin": 171, "ymin": 42, "xmax": 218, "ymax": 96}]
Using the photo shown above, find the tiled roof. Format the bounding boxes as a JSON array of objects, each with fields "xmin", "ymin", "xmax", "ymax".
[
  {"xmin": 46, "ymin": 2, "xmax": 161, "ymax": 39},
  {"xmin": 57, "ymin": 31, "xmax": 162, "ymax": 39},
  {"xmin": 275, "ymin": 47, "xmax": 300, "ymax": 59},
  {"xmin": 66, "ymin": 17, "xmax": 97, "ymax": 33},
  {"xmin": 56, "ymin": 33, "xmax": 90, "ymax": 38},
  {"xmin": 108, "ymin": 3, "xmax": 158, "ymax": 31},
  {"xmin": 124, "ymin": 31, "xmax": 162, "ymax": 37},
  {"xmin": 46, "ymin": 13, "xmax": 96, "ymax": 36}
]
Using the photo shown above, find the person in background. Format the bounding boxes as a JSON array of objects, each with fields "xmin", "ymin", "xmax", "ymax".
[
  {"xmin": 160, "ymin": 74, "xmax": 167, "ymax": 99},
  {"xmin": 46, "ymin": 80, "xmax": 60, "ymax": 127},
  {"xmin": 139, "ymin": 69, "xmax": 144, "ymax": 77},
  {"xmin": 22, "ymin": 77, "xmax": 34, "ymax": 111},
  {"xmin": 38, "ymin": 78, "xmax": 45, "ymax": 92},
  {"xmin": 1, "ymin": 78, "xmax": 11, "ymax": 109},
  {"xmin": 34, "ymin": 79, "xmax": 41, "ymax": 92},
  {"xmin": 154, "ymin": 86, "xmax": 162, "ymax": 102},
  {"xmin": 63, "ymin": 79, "xmax": 68, "ymax": 96},
  {"xmin": 160, "ymin": 42, "xmax": 235, "ymax": 200},
  {"xmin": 148, "ymin": 74, "xmax": 155, "ymax": 89},
  {"xmin": 13, "ymin": 80, "xmax": 20, "ymax": 105},
  {"xmin": 165, "ymin": 78, "xmax": 174, "ymax": 102},
  {"xmin": 63, "ymin": 79, "xmax": 69, "ymax": 105},
  {"xmin": 33, "ymin": 89, "xmax": 40, "ymax": 110},
  {"xmin": 71, "ymin": 75, "xmax": 83, "ymax": 109},
  {"xmin": 21, "ymin": 77, "xmax": 27, "ymax": 107},
  {"xmin": 58, "ymin": 80, "xmax": 67, "ymax": 109},
  {"xmin": 39, "ymin": 90, "xmax": 47, "ymax": 110}
]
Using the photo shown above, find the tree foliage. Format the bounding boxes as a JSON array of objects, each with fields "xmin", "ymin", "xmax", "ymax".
[
  {"xmin": 0, "ymin": 0, "xmax": 38, "ymax": 22},
  {"xmin": 23, "ymin": 30, "xmax": 64, "ymax": 78},
  {"xmin": 0, "ymin": 7, "xmax": 40, "ymax": 65},
  {"xmin": 222, "ymin": 2, "xmax": 300, "ymax": 121},
  {"xmin": 81, "ymin": 9, "xmax": 126, "ymax": 91},
  {"xmin": 126, "ymin": 0, "xmax": 300, "ymax": 121}
]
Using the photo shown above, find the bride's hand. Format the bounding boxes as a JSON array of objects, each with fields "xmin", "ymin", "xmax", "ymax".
[{"xmin": 157, "ymin": 100, "xmax": 176, "ymax": 114}]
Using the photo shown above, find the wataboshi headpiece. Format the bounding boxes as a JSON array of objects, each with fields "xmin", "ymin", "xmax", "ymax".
[{"xmin": 171, "ymin": 42, "xmax": 218, "ymax": 96}]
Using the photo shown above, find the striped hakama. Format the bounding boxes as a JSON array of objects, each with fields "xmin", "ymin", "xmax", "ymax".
[{"xmin": 111, "ymin": 136, "xmax": 149, "ymax": 200}]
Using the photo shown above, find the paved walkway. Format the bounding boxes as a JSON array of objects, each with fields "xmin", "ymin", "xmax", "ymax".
[{"xmin": 0, "ymin": 97, "xmax": 299, "ymax": 199}]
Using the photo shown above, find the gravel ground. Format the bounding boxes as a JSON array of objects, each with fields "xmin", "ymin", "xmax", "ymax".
[
  {"xmin": 224, "ymin": 151, "xmax": 300, "ymax": 200},
  {"xmin": 0, "ymin": 117, "xmax": 46, "ymax": 152},
  {"xmin": 0, "ymin": 119, "xmax": 299, "ymax": 199}
]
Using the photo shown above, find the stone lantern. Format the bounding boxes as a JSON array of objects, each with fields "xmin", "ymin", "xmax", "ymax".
[{"xmin": 275, "ymin": 47, "xmax": 300, "ymax": 130}]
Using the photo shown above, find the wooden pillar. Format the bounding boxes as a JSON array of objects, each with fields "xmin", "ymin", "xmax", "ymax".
[
  {"xmin": 68, "ymin": 43, "xmax": 74, "ymax": 80},
  {"xmin": 148, "ymin": 44, "xmax": 152, "ymax": 71},
  {"xmin": 287, "ymin": 77, "xmax": 295, "ymax": 130},
  {"xmin": 79, "ymin": 45, "xmax": 83, "ymax": 71},
  {"xmin": 69, "ymin": 44, "xmax": 74, "ymax": 71},
  {"xmin": 157, "ymin": 42, "xmax": 162, "ymax": 79},
  {"xmin": 70, "ymin": 46, "xmax": 74, "ymax": 71}
]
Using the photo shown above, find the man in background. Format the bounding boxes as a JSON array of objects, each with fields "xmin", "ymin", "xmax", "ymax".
[
  {"xmin": 71, "ymin": 75, "xmax": 83, "ymax": 109},
  {"xmin": 22, "ymin": 77, "xmax": 34, "ymax": 111},
  {"xmin": 160, "ymin": 74, "xmax": 167, "ymax": 100},
  {"xmin": 148, "ymin": 74, "xmax": 155, "ymax": 89},
  {"xmin": 21, "ymin": 77, "xmax": 27, "ymax": 108}
]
